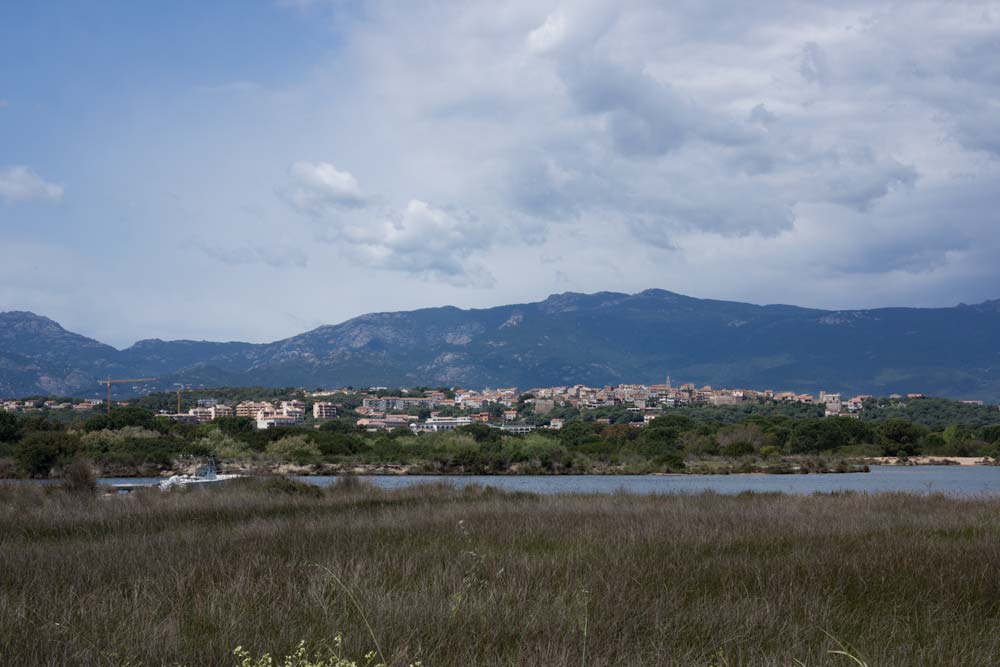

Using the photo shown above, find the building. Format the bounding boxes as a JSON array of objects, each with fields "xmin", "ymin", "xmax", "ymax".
[
  {"xmin": 313, "ymin": 401, "xmax": 338, "ymax": 420},
  {"xmin": 533, "ymin": 399, "xmax": 555, "ymax": 414},
  {"xmin": 257, "ymin": 414, "xmax": 300, "ymax": 430},
  {"xmin": 821, "ymin": 392, "xmax": 843, "ymax": 417},
  {"xmin": 362, "ymin": 396, "xmax": 437, "ymax": 412},
  {"xmin": 498, "ymin": 423, "xmax": 536, "ymax": 434},
  {"xmin": 410, "ymin": 416, "xmax": 473, "ymax": 432},
  {"xmin": 709, "ymin": 394, "xmax": 739, "ymax": 406},
  {"xmin": 236, "ymin": 401, "xmax": 273, "ymax": 418},
  {"xmin": 160, "ymin": 413, "xmax": 200, "ymax": 424},
  {"xmin": 189, "ymin": 407, "xmax": 214, "ymax": 423},
  {"xmin": 186, "ymin": 405, "xmax": 233, "ymax": 423},
  {"xmin": 280, "ymin": 404, "xmax": 306, "ymax": 422}
]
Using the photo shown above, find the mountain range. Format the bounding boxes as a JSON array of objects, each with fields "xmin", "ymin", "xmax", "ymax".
[{"xmin": 2, "ymin": 289, "xmax": 999, "ymax": 400}]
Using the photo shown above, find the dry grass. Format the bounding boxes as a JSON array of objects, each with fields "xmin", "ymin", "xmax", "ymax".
[{"xmin": 2, "ymin": 480, "xmax": 1000, "ymax": 666}]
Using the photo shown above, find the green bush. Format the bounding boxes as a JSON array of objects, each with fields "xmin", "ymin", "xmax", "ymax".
[
  {"xmin": 267, "ymin": 436, "xmax": 322, "ymax": 466},
  {"xmin": 15, "ymin": 431, "xmax": 81, "ymax": 477},
  {"xmin": 259, "ymin": 477, "xmax": 324, "ymax": 498}
]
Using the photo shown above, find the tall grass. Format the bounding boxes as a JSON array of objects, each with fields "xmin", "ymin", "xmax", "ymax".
[{"xmin": 3, "ymin": 481, "xmax": 1000, "ymax": 665}]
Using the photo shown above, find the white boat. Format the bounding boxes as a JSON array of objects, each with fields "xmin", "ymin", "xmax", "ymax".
[{"xmin": 158, "ymin": 459, "xmax": 242, "ymax": 491}]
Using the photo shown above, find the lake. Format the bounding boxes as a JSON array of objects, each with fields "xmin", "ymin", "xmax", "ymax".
[{"xmin": 95, "ymin": 465, "xmax": 1000, "ymax": 496}]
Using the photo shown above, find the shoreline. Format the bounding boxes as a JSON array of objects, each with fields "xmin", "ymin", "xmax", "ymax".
[
  {"xmin": 2, "ymin": 459, "xmax": 875, "ymax": 480},
  {"xmin": 866, "ymin": 456, "xmax": 995, "ymax": 467}
]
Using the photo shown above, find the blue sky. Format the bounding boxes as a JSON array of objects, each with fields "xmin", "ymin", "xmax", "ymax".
[{"xmin": 2, "ymin": 1, "xmax": 999, "ymax": 347}]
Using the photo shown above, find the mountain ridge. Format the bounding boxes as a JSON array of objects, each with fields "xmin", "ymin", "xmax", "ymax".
[{"xmin": 2, "ymin": 290, "xmax": 999, "ymax": 400}]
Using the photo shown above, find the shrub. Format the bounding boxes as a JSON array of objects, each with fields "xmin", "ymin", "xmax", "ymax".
[
  {"xmin": 259, "ymin": 477, "xmax": 324, "ymax": 498},
  {"xmin": 877, "ymin": 419, "xmax": 928, "ymax": 456},
  {"xmin": 314, "ymin": 433, "xmax": 365, "ymax": 457},
  {"xmin": 214, "ymin": 415, "xmax": 255, "ymax": 437},
  {"xmin": 83, "ymin": 407, "xmax": 159, "ymax": 432},
  {"xmin": 61, "ymin": 457, "xmax": 98, "ymax": 494},
  {"xmin": 196, "ymin": 428, "xmax": 254, "ymax": 460},
  {"xmin": 717, "ymin": 424, "xmax": 765, "ymax": 457},
  {"xmin": 319, "ymin": 420, "xmax": 358, "ymax": 434},
  {"xmin": 266, "ymin": 435, "xmax": 322, "ymax": 466},
  {"xmin": 15, "ymin": 431, "xmax": 81, "ymax": 477},
  {"xmin": 0, "ymin": 412, "xmax": 21, "ymax": 443}
]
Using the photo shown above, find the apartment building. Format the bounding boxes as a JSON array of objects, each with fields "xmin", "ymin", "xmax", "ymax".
[
  {"xmin": 187, "ymin": 405, "xmax": 233, "ymax": 423},
  {"xmin": 257, "ymin": 414, "xmax": 300, "ymax": 430},
  {"xmin": 410, "ymin": 416, "xmax": 473, "ymax": 432},
  {"xmin": 313, "ymin": 401, "xmax": 338, "ymax": 420},
  {"xmin": 236, "ymin": 401, "xmax": 273, "ymax": 418},
  {"xmin": 362, "ymin": 396, "xmax": 437, "ymax": 412}
]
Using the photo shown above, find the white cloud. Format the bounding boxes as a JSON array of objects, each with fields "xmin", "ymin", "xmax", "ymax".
[
  {"xmin": 282, "ymin": 161, "xmax": 367, "ymax": 213},
  {"xmin": 17, "ymin": 0, "xmax": 1000, "ymax": 346},
  {"xmin": 316, "ymin": 198, "xmax": 495, "ymax": 286},
  {"xmin": 0, "ymin": 166, "xmax": 63, "ymax": 204}
]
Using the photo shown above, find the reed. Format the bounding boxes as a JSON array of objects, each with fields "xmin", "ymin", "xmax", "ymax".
[{"xmin": 2, "ymin": 481, "xmax": 1000, "ymax": 666}]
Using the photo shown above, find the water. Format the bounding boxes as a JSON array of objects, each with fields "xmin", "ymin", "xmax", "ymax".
[{"xmin": 96, "ymin": 465, "xmax": 1000, "ymax": 496}]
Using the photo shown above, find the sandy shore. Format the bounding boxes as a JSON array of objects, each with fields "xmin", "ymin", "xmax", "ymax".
[{"xmin": 868, "ymin": 456, "xmax": 994, "ymax": 466}]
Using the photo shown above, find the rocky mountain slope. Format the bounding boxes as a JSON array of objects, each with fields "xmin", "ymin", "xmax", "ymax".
[{"xmin": 2, "ymin": 290, "xmax": 999, "ymax": 400}]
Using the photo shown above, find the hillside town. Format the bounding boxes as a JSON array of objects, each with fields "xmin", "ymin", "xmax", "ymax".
[{"xmin": 4, "ymin": 377, "xmax": 991, "ymax": 432}]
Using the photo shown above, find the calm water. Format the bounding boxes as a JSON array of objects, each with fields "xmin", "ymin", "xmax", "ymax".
[{"xmin": 94, "ymin": 466, "xmax": 1000, "ymax": 497}]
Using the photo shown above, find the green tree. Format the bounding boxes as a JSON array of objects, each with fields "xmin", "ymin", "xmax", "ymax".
[
  {"xmin": 876, "ymin": 419, "xmax": 928, "ymax": 456},
  {"xmin": 0, "ymin": 412, "xmax": 21, "ymax": 443},
  {"xmin": 266, "ymin": 436, "xmax": 322, "ymax": 466},
  {"xmin": 83, "ymin": 407, "xmax": 158, "ymax": 432},
  {"xmin": 216, "ymin": 416, "xmax": 255, "ymax": 438},
  {"xmin": 15, "ymin": 431, "xmax": 81, "ymax": 477}
]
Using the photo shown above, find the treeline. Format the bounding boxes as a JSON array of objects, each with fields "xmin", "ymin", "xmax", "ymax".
[
  {"xmin": 528, "ymin": 397, "xmax": 1000, "ymax": 429},
  {"xmin": 2, "ymin": 406, "xmax": 1000, "ymax": 478}
]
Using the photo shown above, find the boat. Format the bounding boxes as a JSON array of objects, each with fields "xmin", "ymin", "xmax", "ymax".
[{"xmin": 158, "ymin": 458, "xmax": 242, "ymax": 491}]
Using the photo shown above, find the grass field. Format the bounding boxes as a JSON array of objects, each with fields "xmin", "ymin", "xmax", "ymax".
[{"xmin": 3, "ymin": 480, "xmax": 1000, "ymax": 666}]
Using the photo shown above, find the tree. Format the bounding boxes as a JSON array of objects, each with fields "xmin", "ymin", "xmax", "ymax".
[
  {"xmin": 558, "ymin": 421, "xmax": 601, "ymax": 449},
  {"xmin": 15, "ymin": 431, "xmax": 81, "ymax": 477},
  {"xmin": 83, "ymin": 407, "xmax": 158, "ymax": 432},
  {"xmin": 216, "ymin": 416, "xmax": 255, "ymax": 438},
  {"xmin": 788, "ymin": 419, "xmax": 845, "ymax": 454},
  {"xmin": 458, "ymin": 422, "xmax": 500, "ymax": 444},
  {"xmin": 0, "ymin": 412, "xmax": 20, "ymax": 443},
  {"xmin": 876, "ymin": 419, "xmax": 928, "ymax": 456},
  {"xmin": 717, "ymin": 424, "xmax": 765, "ymax": 457},
  {"xmin": 319, "ymin": 419, "xmax": 358, "ymax": 434},
  {"xmin": 266, "ymin": 436, "xmax": 322, "ymax": 466}
]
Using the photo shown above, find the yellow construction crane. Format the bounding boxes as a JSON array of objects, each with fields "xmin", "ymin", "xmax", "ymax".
[{"xmin": 96, "ymin": 377, "xmax": 156, "ymax": 414}]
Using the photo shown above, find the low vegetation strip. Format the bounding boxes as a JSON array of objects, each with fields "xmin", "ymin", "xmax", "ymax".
[
  {"xmin": 3, "ymin": 481, "xmax": 1000, "ymax": 666},
  {"xmin": 7, "ymin": 401, "xmax": 1000, "ymax": 479}
]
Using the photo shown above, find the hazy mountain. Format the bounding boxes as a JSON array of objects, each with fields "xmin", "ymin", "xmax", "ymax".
[{"xmin": 2, "ymin": 289, "xmax": 999, "ymax": 400}]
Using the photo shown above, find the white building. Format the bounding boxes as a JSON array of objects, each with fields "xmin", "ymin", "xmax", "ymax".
[
  {"xmin": 313, "ymin": 401, "xmax": 338, "ymax": 420},
  {"xmin": 257, "ymin": 414, "xmax": 300, "ymax": 430},
  {"xmin": 410, "ymin": 416, "xmax": 473, "ymax": 432}
]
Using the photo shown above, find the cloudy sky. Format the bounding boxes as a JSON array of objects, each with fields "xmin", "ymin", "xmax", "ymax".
[{"xmin": 2, "ymin": 1, "xmax": 999, "ymax": 347}]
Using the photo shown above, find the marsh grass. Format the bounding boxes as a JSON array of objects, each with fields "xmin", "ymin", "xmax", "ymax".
[{"xmin": 3, "ymin": 481, "xmax": 1000, "ymax": 666}]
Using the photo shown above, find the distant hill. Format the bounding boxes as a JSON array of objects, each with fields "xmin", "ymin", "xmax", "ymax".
[{"xmin": 2, "ymin": 290, "xmax": 999, "ymax": 400}]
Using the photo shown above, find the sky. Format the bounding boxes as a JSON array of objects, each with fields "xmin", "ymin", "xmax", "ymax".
[{"xmin": 1, "ymin": 1, "xmax": 999, "ymax": 348}]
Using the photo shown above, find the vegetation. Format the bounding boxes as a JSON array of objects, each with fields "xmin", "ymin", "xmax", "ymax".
[
  {"xmin": 3, "ymin": 395, "xmax": 1000, "ymax": 478},
  {"xmin": 3, "ymin": 481, "xmax": 1000, "ymax": 665}
]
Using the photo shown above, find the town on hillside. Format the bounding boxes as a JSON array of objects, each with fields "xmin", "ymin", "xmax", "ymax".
[{"xmin": 4, "ymin": 376, "xmax": 993, "ymax": 432}]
